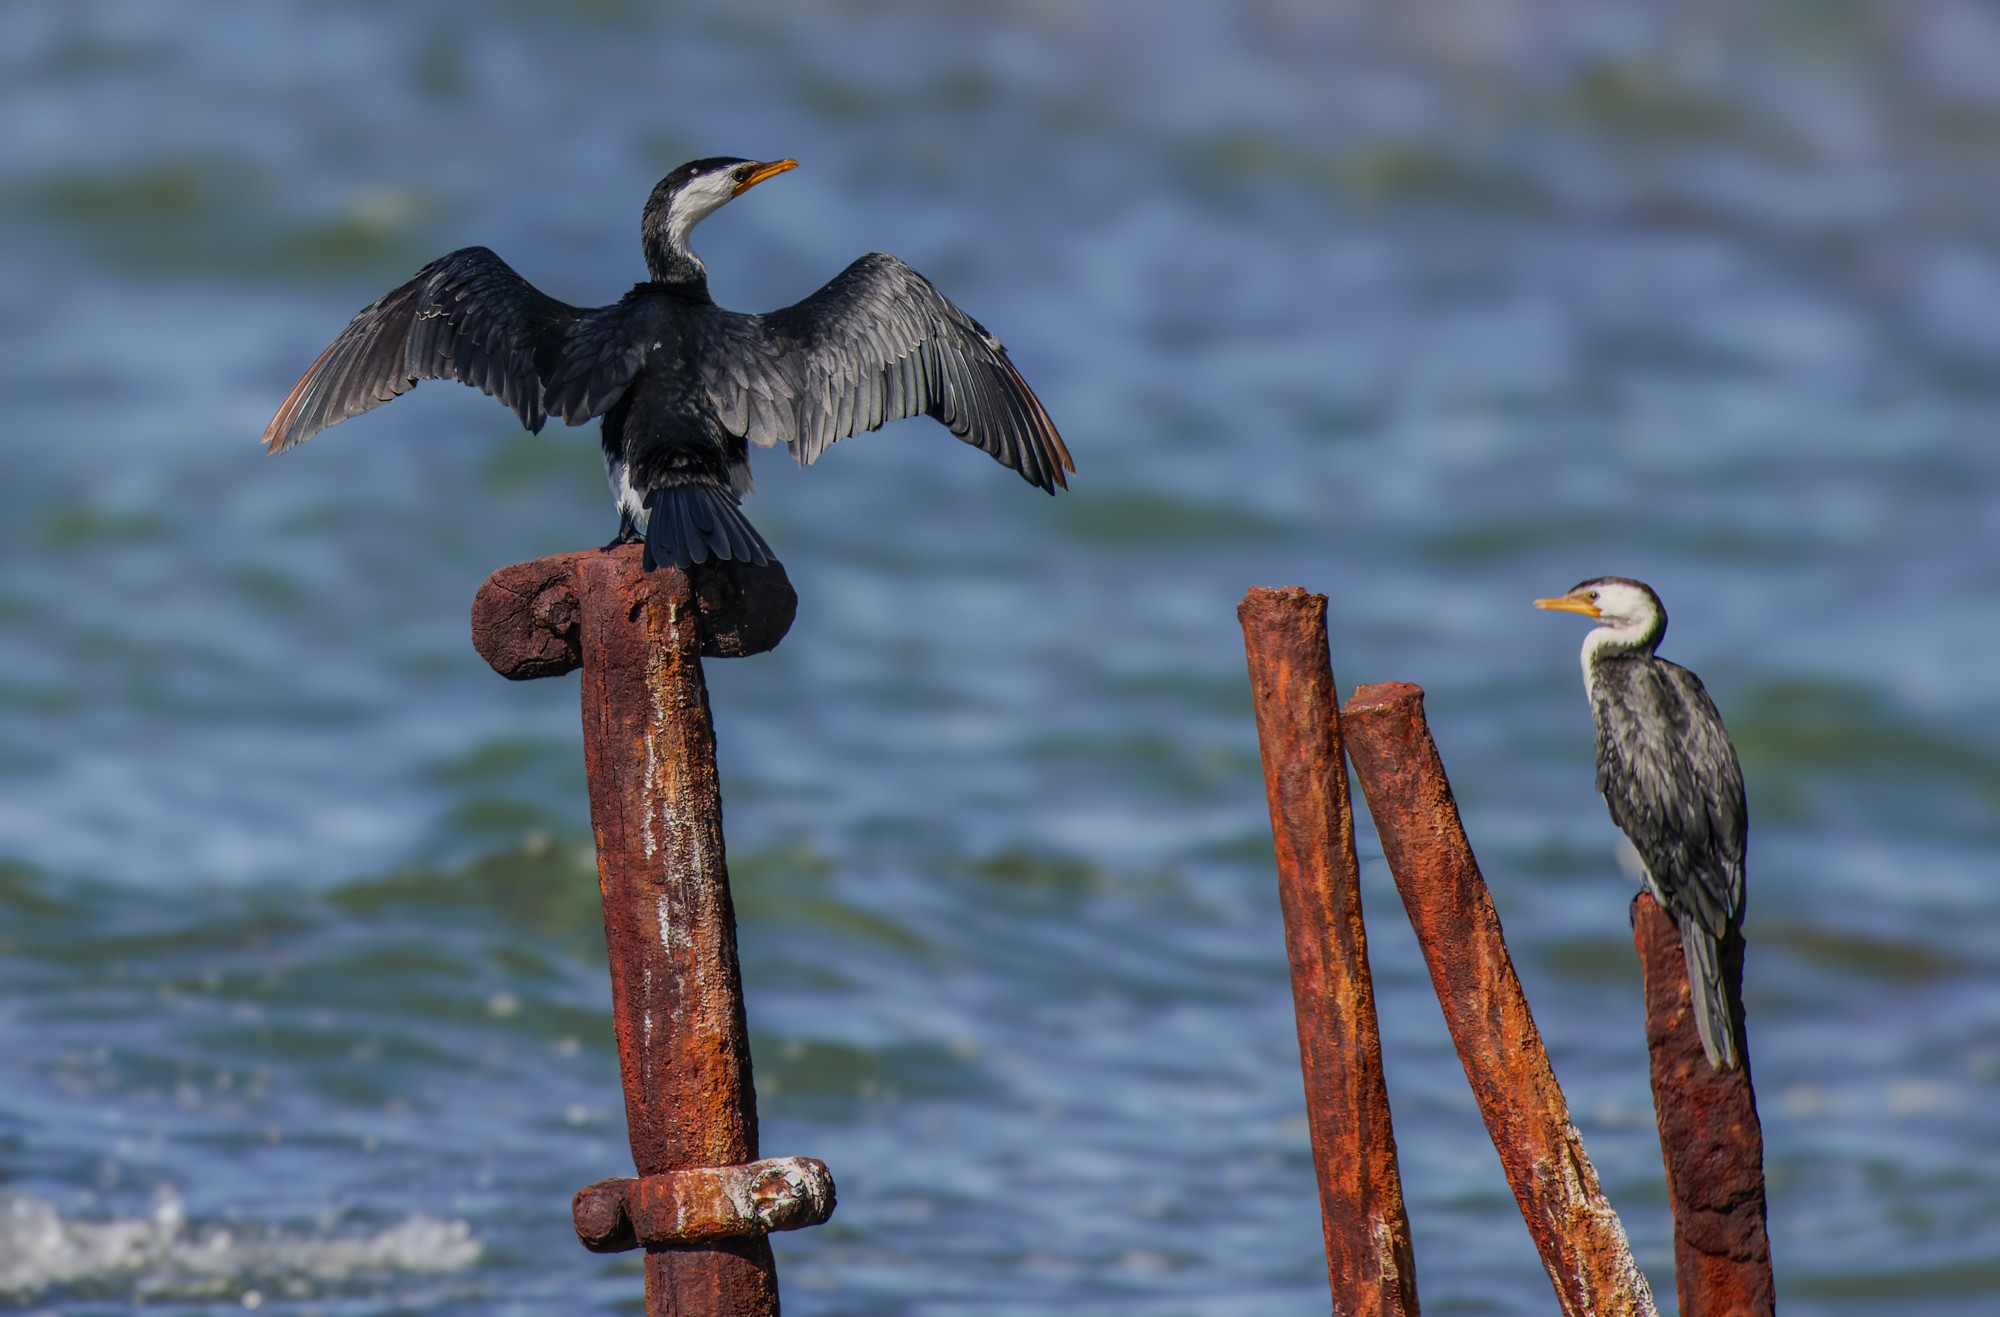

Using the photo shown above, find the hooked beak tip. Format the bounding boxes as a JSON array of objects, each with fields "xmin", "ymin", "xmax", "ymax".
[{"xmin": 733, "ymin": 158, "xmax": 798, "ymax": 196}]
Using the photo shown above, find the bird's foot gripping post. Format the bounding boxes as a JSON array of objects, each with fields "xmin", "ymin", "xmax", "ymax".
[{"xmin": 472, "ymin": 544, "xmax": 830, "ymax": 1317}]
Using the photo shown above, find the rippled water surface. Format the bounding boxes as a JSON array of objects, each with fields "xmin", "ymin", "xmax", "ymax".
[{"xmin": 6, "ymin": 1, "xmax": 2000, "ymax": 1312}]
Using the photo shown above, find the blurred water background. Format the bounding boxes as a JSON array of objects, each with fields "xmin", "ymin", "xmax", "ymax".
[{"xmin": 5, "ymin": 1, "xmax": 2000, "ymax": 1312}]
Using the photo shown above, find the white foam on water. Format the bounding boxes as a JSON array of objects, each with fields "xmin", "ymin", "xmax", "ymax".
[{"xmin": 0, "ymin": 1190, "xmax": 480, "ymax": 1302}]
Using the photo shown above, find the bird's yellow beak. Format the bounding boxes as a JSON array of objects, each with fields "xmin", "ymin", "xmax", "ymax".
[
  {"xmin": 733, "ymin": 159, "xmax": 798, "ymax": 197},
  {"xmin": 1534, "ymin": 595, "xmax": 1601, "ymax": 617}
]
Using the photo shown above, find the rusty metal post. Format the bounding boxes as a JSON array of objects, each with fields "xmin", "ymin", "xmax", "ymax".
[
  {"xmin": 1238, "ymin": 588, "xmax": 1420, "ymax": 1316},
  {"xmin": 1343, "ymin": 682, "xmax": 1658, "ymax": 1317},
  {"xmin": 1632, "ymin": 893, "xmax": 1773, "ymax": 1317},
  {"xmin": 471, "ymin": 543, "xmax": 822, "ymax": 1317}
]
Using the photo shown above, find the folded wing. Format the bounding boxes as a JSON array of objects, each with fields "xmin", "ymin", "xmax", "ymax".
[{"xmin": 1596, "ymin": 660, "xmax": 1747, "ymax": 936}]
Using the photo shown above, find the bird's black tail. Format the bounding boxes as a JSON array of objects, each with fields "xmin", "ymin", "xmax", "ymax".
[
  {"xmin": 642, "ymin": 484, "xmax": 773, "ymax": 572},
  {"xmin": 1681, "ymin": 917, "xmax": 1740, "ymax": 1070}
]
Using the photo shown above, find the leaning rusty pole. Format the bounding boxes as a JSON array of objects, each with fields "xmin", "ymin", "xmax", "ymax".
[
  {"xmin": 1343, "ymin": 681, "xmax": 1658, "ymax": 1317},
  {"xmin": 1242, "ymin": 587, "xmax": 1774, "ymax": 1316},
  {"xmin": 472, "ymin": 544, "xmax": 834, "ymax": 1317}
]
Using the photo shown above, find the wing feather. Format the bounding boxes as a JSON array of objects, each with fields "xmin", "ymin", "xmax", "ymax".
[
  {"xmin": 697, "ymin": 252, "xmax": 1073, "ymax": 491},
  {"xmin": 1593, "ymin": 657, "xmax": 1746, "ymax": 935},
  {"xmin": 263, "ymin": 248, "xmax": 655, "ymax": 454},
  {"xmin": 543, "ymin": 294, "xmax": 653, "ymax": 425},
  {"xmin": 263, "ymin": 247, "xmax": 590, "ymax": 453}
]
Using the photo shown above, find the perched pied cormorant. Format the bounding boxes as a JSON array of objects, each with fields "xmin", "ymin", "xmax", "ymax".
[
  {"xmin": 263, "ymin": 157, "xmax": 1072, "ymax": 570},
  {"xmin": 1535, "ymin": 577, "xmax": 1747, "ymax": 1070}
]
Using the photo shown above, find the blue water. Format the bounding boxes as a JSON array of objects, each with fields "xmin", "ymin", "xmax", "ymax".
[{"xmin": 6, "ymin": 1, "xmax": 2000, "ymax": 1312}]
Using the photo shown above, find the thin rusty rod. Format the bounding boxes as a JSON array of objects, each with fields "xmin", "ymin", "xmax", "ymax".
[
  {"xmin": 1632, "ymin": 892, "xmax": 1774, "ymax": 1317},
  {"xmin": 1343, "ymin": 681, "xmax": 1659, "ymax": 1317},
  {"xmin": 574, "ymin": 550, "xmax": 776, "ymax": 1315},
  {"xmin": 1238, "ymin": 588, "xmax": 1420, "ymax": 1317}
]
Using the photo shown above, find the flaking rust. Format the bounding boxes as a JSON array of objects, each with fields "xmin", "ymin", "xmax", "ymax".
[
  {"xmin": 474, "ymin": 544, "xmax": 817, "ymax": 1317},
  {"xmin": 574, "ymin": 1157, "xmax": 838, "ymax": 1252}
]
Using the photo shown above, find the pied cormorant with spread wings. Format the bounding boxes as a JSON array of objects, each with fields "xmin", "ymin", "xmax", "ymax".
[
  {"xmin": 1536, "ymin": 577, "xmax": 1748, "ymax": 1070},
  {"xmin": 263, "ymin": 157, "xmax": 1072, "ymax": 570}
]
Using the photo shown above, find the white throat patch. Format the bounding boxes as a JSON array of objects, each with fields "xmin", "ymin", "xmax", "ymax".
[{"xmin": 666, "ymin": 170, "xmax": 742, "ymax": 258}]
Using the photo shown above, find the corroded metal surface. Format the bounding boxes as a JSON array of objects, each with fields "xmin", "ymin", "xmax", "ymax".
[
  {"xmin": 574, "ymin": 551, "xmax": 776, "ymax": 1313},
  {"xmin": 573, "ymin": 1157, "xmax": 838, "ymax": 1251},
  {"xmin": 471, "ymin": 544, "xmax": 796, "ymax": 679},
  {"xmin": 1238, "ymin": 588, "xmax": 1420, "ymax": 1317},
  {"xmin": 1344, "ymin": 681, "xmax": 1658, "ymax": 1317},
  {"xmin": 574, "ymin": 553, "xmax": 759, "ymax": 1172},
  {"xmin": 476, "ymin": 547, "xmax": 817, "ymax": 1316},
  {"xmin": 1632, "ymin": 893, "xmax": 1774, "ymax": 1317}
]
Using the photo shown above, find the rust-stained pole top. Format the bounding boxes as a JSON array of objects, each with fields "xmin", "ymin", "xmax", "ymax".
[{"xmin": 472, "ymin": 545, "xmax": 796, "ymax": 679}]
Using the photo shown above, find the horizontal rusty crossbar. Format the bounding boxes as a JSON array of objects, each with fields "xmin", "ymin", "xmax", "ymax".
[
  {"xmin": 472, "ymin": 544, "xmax": 797, "ymax": 678},
  {"xmin": 574, "ymin": 1157, "xmax": 838, "ymax": 1252}
]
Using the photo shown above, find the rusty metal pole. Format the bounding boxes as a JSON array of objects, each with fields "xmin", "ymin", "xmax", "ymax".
[
  {"xmin": 572, "ymin": 550, "xmax": 774, "ymax": 1312},
  {"xmin": 1343, "ymin": 681, "xmax": 1658, "ymax": 1317},
  {"xmin": 1631, "ymin": 893, "xmax": 1774, "ymax": 1317},
  {"xmin": 471, "ymin": 544, "xmax": 830, "ymax": 1317},
  {"xmin": 1238, "ymin": 588, "xmax": 1420, "ymax": 1317}
]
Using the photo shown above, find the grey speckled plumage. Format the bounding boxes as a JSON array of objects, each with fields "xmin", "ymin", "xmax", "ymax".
[
  {"xmin": 263, "ymin": 157, "xmax": 1072, "ymax": 570},
  {"xmin": 1538, "ymin": 577, "xmax": 1747, "ymax": 1070}
]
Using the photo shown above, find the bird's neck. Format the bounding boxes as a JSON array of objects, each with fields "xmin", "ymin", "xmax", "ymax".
[
  {"xmin": 1585, "ymin": 621, "xmax": 1660, "ymax": 661},
  {"xmin": 643, "ymin": 241, "xmax": 710, "ymax": 293},
  {"xmin": 1582, "ymin": 622, "xmax": 1662, "ymax": 695},
  {"xmin": 641, "ymin": 196, "xmax": 715, "ymax": 292}
]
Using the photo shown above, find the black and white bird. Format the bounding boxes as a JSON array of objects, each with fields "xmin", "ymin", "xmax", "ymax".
[
  {"xmin": 263, "ymin": 157, "xmax": 1072, "ymax": 570},
  {"xmin": 1535, "ymin": 577, "xmax": 1747, "ymax": 1070}
]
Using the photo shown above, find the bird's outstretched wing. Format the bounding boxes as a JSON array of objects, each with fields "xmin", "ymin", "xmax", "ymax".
[
  {"xmin": 698, "ymin": 253, "xmax": 1073, "ymax": 492},
  {"xmin": 1594, "ymin": 657, "xmax": 1747, "ymax": 935},
  {"xmin": 263, "ymin": 247, "xmax": 607, "ymax": 453}
]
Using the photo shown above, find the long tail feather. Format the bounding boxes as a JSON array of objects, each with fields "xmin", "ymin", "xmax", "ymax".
[
  {"xmin": 1681, "ymin": 917, "xmax": 1740, "ymax": 1070},
  {"xmin": 640, "ymin": 485, "xmax": 773, "ymax": 573}
]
